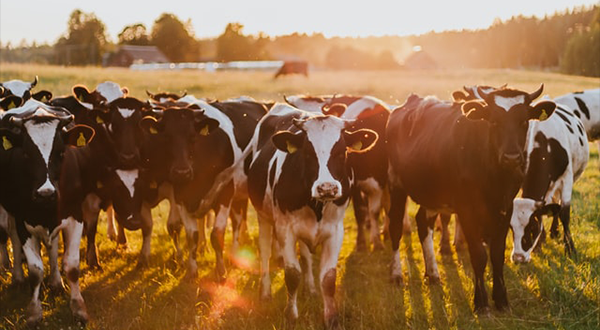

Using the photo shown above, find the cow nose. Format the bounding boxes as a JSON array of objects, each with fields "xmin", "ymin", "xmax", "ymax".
[
  {"xmin": 502, "ymin": 153, "xmax": 522, "ymax": 166},
  {"xmin": 316, "ymin": 182, "xmax": 339, "ymax": 199},
  {"xmin": 34, "ymin": 188, "xmax": 57, "ymax": 201},
  {"xmin": 122, "ymin": 153, "xmax": 136, "ymax": 160},
  {"xmin": 171, "ymin": 167, "xmax": 193, "ymax": 182},
  {"xmin": 511, "ymin": 253, "xmax": 529, "ymax": 264}
]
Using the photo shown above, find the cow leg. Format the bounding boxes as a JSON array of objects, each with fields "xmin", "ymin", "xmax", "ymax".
[
  {"xmin": 460, "ymin": 214, "xmax": 489, "ymax": 314},
  {"xmin": 319, "ymin": 221, "xmax": 344, "ymax": 330},
  {"xmin": 5, "ymin": 214, "xmax": 25, "ymax": 284},
  {"xmin": 549, "ymin": 212, "xmax": 560, "ymax": 239},
  {"xmin": 106, "ymin": 206, "xmax": 117, "ymax": 241},
  {"xmin": 179, "ymin": 205, "xmax": 199, "ymax": 279},
  {"xmin": 82, "ymin": 194, "xmax": 102, "ymax": 269},
  {"xmin": 22, "ymin": 235, "xmax": 44, "ymax": 326},
  {"xmin": 454, "ymin": 217, "xmax": 466, "ymax": 251},
  {"xmin": 211, "ymin": 203, "xmax": 231, "ymax": 282},
  {"xmin": 138, "ymin": 202, "xmax": 153, "ymax": 268},
  {"xmin": 367, "ymin": 188, "xmax": 385, "ymax": 251},
  {"xmin": 258, "ymin": 215, "xmax": 273, "ymax": 300},
  {"xmin": 48, "ymin": 235, "xmax": 64, "ymax": 292},
  {"xmin": 559, "ymin": 203, "xmax": 576, "ymax": 257},
  {"xmin": 439, "ymin": 213, "xmax": 452, "ymax": 255},
  {"xmin": 162, "ymin": 183, "xmax": 183, "ymax": 260},
  {"xmin": 352, "ymin": 188, "xmax": 368, "ymax": 252},
  {"xmin": 416, "ymin": 207, "xmax": 440, "ymax": 283},
  {"xmin": 298, "ymin": 241, "xmax": 316, "ymax": 295},
  {"xmin": 229, "ymin": 200, "xmax": 244, "ymax": 257},
  {"xmin": 388, "ymin": 186, "xmax": 408, "ymax": 284},
  {"xmin": 0, "ymin": 229, "xmax": 8, "ymax": 270},
  {"xmin": 197, "ymin": 215, "xmax": 207, "ymax": 255},
  {"xmin": 62, "ymin": 217, "xmax": 89, "ymax": 323},
  {"xmin": 490, "ymin": 215, "xmax": 509, "ymax": 311},
  {"xmin": 279, "ymin": 227, "xmax": 301, "ymax": 325}
]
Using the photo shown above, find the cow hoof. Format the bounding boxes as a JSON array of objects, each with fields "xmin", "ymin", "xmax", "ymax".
[
  {"xmin": 426, "ymin": 274, "xmax": 441, "ymax": 285},
  {"xmin": 137, "ymin": 256, "xmax": 150, "ymax": 269},
  {"xmin": 71, "ymin": 298, "xmax": 89, "ymax": 324},
  {"xmin": 26, "ymin": 300, "xmax": 43, "ymax": 326},
  {"xmin": 284, "ymin": 307, "xmax": 298, "ymax": 328},
  {"xmin": 390, "ymin": 274, "xmax": 403, "ymax": 286},
  {"xmin": 49, "ymin": 281, "xmax": 65, "ymax": 295},
  {"xmin": 325, "ymin": 315, "xmax": 343, "ymax": 330},
  {"xmin": 474, "ymin": 306, "xmax": 491, "ymax": 317},
  {"xmin": 495, "ymin": 302, "xmax": 510, "ymax": 313}
]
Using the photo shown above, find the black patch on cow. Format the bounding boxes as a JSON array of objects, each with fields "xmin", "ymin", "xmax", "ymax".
[
  {"xmin": 268, "ymin": 161, "xmax": 276, "ymax": 187},
  {"xmin": 554, "ymin": 110, "xmax": 571, "ymax": 125},
  {"xmin": 574, "ymin": 110, "xmax": 581, "ymax": 118},
  {"xmin": 522, "ymin": 132, "xmax": 569, "ymax": 201},
  {"xmin": 67, "ymin": 267, "xmax": 80, "ymax": 283},
  {"xmin": 579, "ymin": 137, "xmax": 584, "ymax": 146},
  {"xmin": 210, "ymin": 101, "xmax": 267, "ymax": 150},
  {"xmin": 322, "ymin": 268, "xmax": 337, "ymax": 297},
  {"xmin": 573, "ymin": 91, "xmax": 584, "ymax": 94},
  {"xmin": 284, "ymin": 267, "xmax": 301, "ymax": 292},
  {"xmin": 309, "ymin": 199, "xmax": 324, "ymax": 222},
  {"xmin": 565, "ymin": 124, "xmax": 574, "ymax": 134},
  {"xmin": 574, "ymin": 97, "xmax": 590, "ymax": 120},
  {"xmin": 577, "ymin": 124, "xmax": 584, "ymax": 136},
  {"xmin": 556, "ymin": 106, "xmax": 574, "ymax": 117}
]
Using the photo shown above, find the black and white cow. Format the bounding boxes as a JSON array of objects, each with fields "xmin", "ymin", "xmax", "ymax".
[
  {"xmin": 247, "ymin": 103, "xmax": 378, "ymax": 328},
  {"xmin": 0, "ymin": 99, "xmax": 94, "ymax": 325},
  {"xmin": 510, "ymin": 100, "xmax": 589, "ymax": 263},
  {"xmin": 386, "ymin": 85, "xmax": 555, "ymax": 313},
  {"xmin": 554, "ymin": 89, "xmax": 600, "ymax": 156},
  {"xmin": 0, "ymin": 76, "xmax": 53, "ymax": 103},
  {"xmin": 139, "ymin": 96, "xmax": 268, "ymax": 279},
  {"xmin": 284, "ymin": 94, "xmax": 402, "ymax": 251}
]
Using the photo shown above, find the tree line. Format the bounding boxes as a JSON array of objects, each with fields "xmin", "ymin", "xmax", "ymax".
[{"xmin": 0, "ymin": 6, "xmax": 598, "ymax": 77}]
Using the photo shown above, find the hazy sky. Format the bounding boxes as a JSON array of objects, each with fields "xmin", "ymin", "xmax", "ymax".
[{"xmin": 1, "ymin": 0, "xmax": 597, "ymax": 45}]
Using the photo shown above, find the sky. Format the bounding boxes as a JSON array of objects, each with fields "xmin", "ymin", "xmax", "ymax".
[{"xmin": 1, "ymin": 0, "xmax": 597, "ymax": 45}]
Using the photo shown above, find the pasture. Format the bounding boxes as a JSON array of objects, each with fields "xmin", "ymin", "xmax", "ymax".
[{"xmin": 1, "ymin": 63, "xmax": 599, "ymax": 330}]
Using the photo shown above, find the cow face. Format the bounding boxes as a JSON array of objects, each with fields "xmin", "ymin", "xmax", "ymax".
[
  {"xmin": 510, "ymin": 198, "xmax": 560, "ymax": 263},
  {"xmin": 139, "ymin": 106, "xmax": 219, "ymax": 184},
  {"xmin": 2, "ymin": 100, "xmax": 94, "ymax": 203},
  {"xmin": 101, "ymin": 97, "xmax": 152, "ymax": 168},
  {"xmin": 272, "ymin": 115, "xmax": 378, "ymax": 201},
  {"xmin": 72, "ymin": 81, "xmax": 128, "ymax": 110},
  {"xmin": 462, "ymin": 84, "xmax": 556, "ymax": 169},
  {"xmin": 0, "ymin": 76, "xmax": 38, "ymax": 99}
]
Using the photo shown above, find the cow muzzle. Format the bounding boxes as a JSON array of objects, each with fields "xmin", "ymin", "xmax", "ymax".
[
  {"xmin": 170, "ymin": 167, "xmax": 193, "ymax": 184},
  {"xmin": 118, "ymin": 152, "xmax": 140, "ymax": 168},
  {"xmin": 314, "ymin": 182, "xmax": 341, "ymax": 200},
  {"xmin": 511, "ymin": 252, "xmax": 530, "ymax": 264},
  {"xmin": 501, "ymin": 152, "xmax": 523, "ymax": 167}
]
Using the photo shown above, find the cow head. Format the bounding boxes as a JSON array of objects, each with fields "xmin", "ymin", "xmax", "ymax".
[
  {"xmin": 95, "ymin": 97, "xmax": 152, "ymax": 168},
  {"xmin": 1, "ymin": 99, "xmax": 94, "ymax": 203},
  {"xmin": 510, "ymin": 198, "xmax": 560, "ymax": 263},
  {"xmin": 452, "ymin": 84, "xmax": 507, "ymax": 102},
  {"xmin": 0, "ymin": 76, "xmax": 38, "ymax": 99},
  {"xmin": 73, "ymin": 81, "xmax": 128, "ymax": 110},
  {"xmin": 139, "ymin": 105, "xmax": 219, "ymax": 184},
  {"xmin": 461, "ymin": 84, "xmax": 555, "ymax": 169},
  {"xmin": 272, "ymin": 115, "xmax": 378, "ymax": 201},
  {"xmin": 146, "ymin": 90, "xmax": 187, "ymax": 103}
]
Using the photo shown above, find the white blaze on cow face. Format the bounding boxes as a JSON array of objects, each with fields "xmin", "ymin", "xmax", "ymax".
[
  {"xmin": 96, "ymin": 81, "xmax": 125, "ymax": 102},
  {"xmin": 117, "ymin": 108, "xmax": 135, "ymax": 119},
  {"xmin": 2, "ymin": 80, "xmax": 32, "ymax": 97},
  {"xmin": 510, "ymin": 198, "xmax": 540, "ymax": 263},
  {"xmin": 494, "ymin": 95, "xmax": 525, "ymax": 112},
  {"xmin": 23, "ymin": 109, "xmax": 60, "ymax": 195},
  {"xmin": 115, "ymin": 169, "xmax": 139, "ymax": 198},
  {"xmin": 302, "ymin": 117, "xmax": 346, "ymax": 200}
]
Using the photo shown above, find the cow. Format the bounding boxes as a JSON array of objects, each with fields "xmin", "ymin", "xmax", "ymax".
[
  {"xmin": 386, "ymin": 85, "xmax": 555, "ymax": 313},
  {"xmin": 0, "ymin": 76, "xmax": 53, "ymax": 103},
  {"xmin": 510, "ymin": 101, "xmax": 589, "ymax": 263},
  {"xmin": 274, "ymin": 61, "xmax": 309, "ymax": 78},
  {"xmin": 146, "ymin": 90, "xmax": 187, "ymax": 103},
  {"xmin": 139, "ymin": 96, "xmax": 268, "ymax": 280},
  {"xmin": 284, "ymin": 94, "xmax": 397, "ymax": 251},
  {"xmin": 246, "ymin": 103, "xmax": 377, "ymax": 328},
  {"xmin": 0, "ymin": 99, "xmax": 94, "ymax": 325},
  {"xmin": 554, "ymin": 89, "xmax": 600, "ymax": 159}
]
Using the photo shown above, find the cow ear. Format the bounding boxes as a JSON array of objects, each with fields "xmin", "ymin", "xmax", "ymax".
[
  {"xmin": 140, "ymin": 116, "xmax": 161, "ymax": 135},
  {"xmin": 0, "ymin": 96, "xmax": 23, "ymax": 110},
  {"xmin": 89, "ymin": 109, "xmax": 110, "ymax": 125},
  {"xmin": 72, "ymin": 85, "xmax": 91, "ymax": 102},
  {"xmin": 0, "ymin": 129, "xmax": 22, "ymax": 150},
  {"xmin": 64, "ymin": 125, "xmax": 95, "ymax": 147},
  {"xmin": 121, "ymin": 87, "xmax": 129, "ymax": 96},
  {"xmin": 194, "ymin": 117, "xmax": 219, "ymax": 136},
  {"xmin": 32, "ymin": 90, "xmax": 53, "ymax": 103},
  {"xmin": 344, "ymin": 128, "xmax": 378, "ymax": 153},
  {"xmin": 529, "ymin": 101, "xmax": 556, "ymax": 121},
  {"xmin": 272, "ymin": 131, "xmax": 303, "ymax": 154},
  {"xmin": 462, "ymin": 100, "xmax": 489, "ymax": 120},
  {"xmin": 452, "ymin": 90, "xmax": 469, "ymax": 102}
]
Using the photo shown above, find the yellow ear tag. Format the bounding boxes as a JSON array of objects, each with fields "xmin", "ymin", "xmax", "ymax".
[
  {"xmin": 286, "ymin": 140, "xmax": 297, "ymax": 154},
  {"xmin": 199, "ymin": 125, "xmax": 209, "ymax": 136},
  {"xmin": 77, "ymin": 132, "xmax": 87, "ymax": 147},
  {"xmin": 149, "ymin": 126, "xmax": 158, "ymax": 134},
  {"xmin": 351, "ymin": 141, "xmax": 363, "ymax": 151},
  {"xmin": 41, "ymin": 96, "xmax": 47, "ymax": 102},
  {"xmin": 2, "ymin": 136, "xmax": 13, "ymax": 150},
  {"xmin": 149, "ymin": 181, "xmax": 158, "ymax": 189},
  {"xmin": 96, "ymin": 181, "xmax": 103, "ymax": 189},
  {"xmin": 77, "ymin": 94, "xmax": 84, "ymax": 102},
  {"xmin": 539, "ymin": 109, "xmax": 548, "ymax": 121},
  {"xmin": 96, "ymin": 116, "xmax": 104, "ymax": 124},
  {"xmin": 7, "ymin": 101, "xmax": 15, "ymax": 109}
]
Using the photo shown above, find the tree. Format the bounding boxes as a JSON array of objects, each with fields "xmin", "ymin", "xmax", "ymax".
[
  {"xmin": 216, "ymin": 23, "xmax": 270, "ymax": 61},
  {"xmin": 151, "ymin": 13, "xmax": 200, "ymax": 62},
  {"xmin": 54, "ymin": 9, "xmax": 108, "ymax": 65},
  {"xmin": 118, "ymin": 23, "xmax": 151, "ymax": 45},
  {"xmin": 561, "ymin": 7, "xmax": 600, "ymax": 77}
]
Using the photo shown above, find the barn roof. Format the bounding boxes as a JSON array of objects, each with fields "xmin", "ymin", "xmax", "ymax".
[{"xmin": 117, "ymin": 45, "xmax": 169, "ymax": 64}]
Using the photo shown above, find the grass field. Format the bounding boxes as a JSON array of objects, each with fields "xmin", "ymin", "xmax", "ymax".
[{"xmin": 0, "ymin": 63, "xmax": 599, "ymax": 330}]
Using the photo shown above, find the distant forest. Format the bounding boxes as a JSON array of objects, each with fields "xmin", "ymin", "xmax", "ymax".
[{"xmin": 1, "ymin": 5, "xmax": 598, "ymax": 77}]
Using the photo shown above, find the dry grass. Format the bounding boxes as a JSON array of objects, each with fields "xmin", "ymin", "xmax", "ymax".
[{"xmin": 0, "ymin": 63, "xmax": 599, "ymax": 330}]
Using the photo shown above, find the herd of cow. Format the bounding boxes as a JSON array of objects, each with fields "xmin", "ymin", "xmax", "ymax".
[{"xmin": 0, "ymin": 76, "xmax": 598, "ymax": 328}]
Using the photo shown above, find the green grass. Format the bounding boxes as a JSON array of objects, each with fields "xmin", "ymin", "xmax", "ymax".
[{"xmin": 0, "ymin": 63, "xmax": 599, "ymax": 329}]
